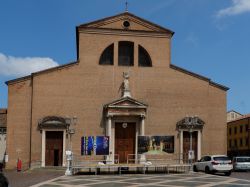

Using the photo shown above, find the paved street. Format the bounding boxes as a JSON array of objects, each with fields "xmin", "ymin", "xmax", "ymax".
[
  {"xmin": 231, "ymin": 171, "xmax": 250, "ymax": 181},
  {"xmin": 31, "ymin": 172, "xmax": 250, "ymax": 187},
  {"xmin": 4, "ymin": 168, "xmax": 64, "ymax": 187}
]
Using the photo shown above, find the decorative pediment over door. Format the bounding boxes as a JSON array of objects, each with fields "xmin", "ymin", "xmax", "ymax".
[{"xmin": 104, "ymin": 96, "xmax": 147, "ymax": 117}]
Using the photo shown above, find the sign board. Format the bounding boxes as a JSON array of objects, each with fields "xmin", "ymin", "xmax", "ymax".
[
  {"xmin": 188, "ymin": 150, "xmax": 195, "ymax": 160},
  {"xmin": 138, "ymin": 136, "xmax": 174, "ymax": 154},
  {"xmin": 81, "ymin": 136, "xmax": 109, "ymax": 155}
]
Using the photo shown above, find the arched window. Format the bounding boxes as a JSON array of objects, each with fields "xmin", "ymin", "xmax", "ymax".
[
  {"xmin": 118, "ymin": 41, "xmax": 134, "ymax": 66},
  {"xmin": 139, "ymin": 45, "xmax": 152, "ymax": 67},
  {"xmin": 99, "ymin": 44, "xmax": 114, "ymax": 65}
]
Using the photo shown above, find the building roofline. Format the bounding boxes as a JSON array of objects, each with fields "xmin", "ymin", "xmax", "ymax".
[
  {"xmin": 6, "ymin": 61, "xmax": 79, "ymax": 85},
  {"xmin": 77, "ymin": 12, "xmax": 175, "ymax": 35},
  {"xmin": 170, "ymin": 64, "xmax": 229, "ymax": 91},
  {"xmin": 228, "ymin": 114, "xmax": 250, "ymax": 124},
  {"xmin": 227, "ymin": 110, "xmax": 243, "ymax": 116},
  {"xmin": 0, "ymin": 109, "xmax": 7, "ymax": 114}
]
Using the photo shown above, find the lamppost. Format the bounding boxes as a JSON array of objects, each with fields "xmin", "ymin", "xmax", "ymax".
[{"xmin": 65, "ymin": 116, "xmax": 77, "ymax": 176}]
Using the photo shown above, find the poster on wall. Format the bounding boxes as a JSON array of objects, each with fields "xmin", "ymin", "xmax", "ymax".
[
  {"xmin": 138, "ymin": 136, "xmax": 174, "ymax": 154},
  {"xmin": 81, "ymin": 136, "xmax": 109, "ymax": 155}
]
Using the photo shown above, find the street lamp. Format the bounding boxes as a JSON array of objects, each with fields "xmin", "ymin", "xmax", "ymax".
[{"xmin": 65, "ymin": 116, "xmax": 77, "ymax": 176}]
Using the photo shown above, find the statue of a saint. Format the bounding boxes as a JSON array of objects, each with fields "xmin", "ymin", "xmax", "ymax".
[
  {"xmin": 123, "ymin": 72, "xmax": 130, "ymax": 91},
  {"xmin": 122, "ymin": 72, "xmax": 131, "ymax": 97}
]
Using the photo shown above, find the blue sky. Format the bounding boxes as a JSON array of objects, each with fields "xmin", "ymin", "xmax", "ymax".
[{"xmin": 0, "ymin": 0, "xmax": 250, "ymax": 114}]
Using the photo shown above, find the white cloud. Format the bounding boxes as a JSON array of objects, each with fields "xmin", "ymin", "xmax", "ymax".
[
  {"xmin": 216, "ymin": 0, "xmax": 250, "ymax": 17},
  {"xmin": 0, "ymin": 53, "xmax": 59, "ymax": 77}
]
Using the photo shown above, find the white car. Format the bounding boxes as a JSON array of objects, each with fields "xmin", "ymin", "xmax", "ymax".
[
  {"xmin": 193, "ymin": 155, "xmax": 233, "ymax": 176},
  {"xmin": 233, "ymin": 156, "xmax": 250, "ymax": 171}
]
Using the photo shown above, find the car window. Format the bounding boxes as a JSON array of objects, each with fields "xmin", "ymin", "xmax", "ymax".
[
  {"xmin": 236, "ymin": 157, "xmax": 250, "ymax": 162},
  {"xmin": 214, "ymin": 156, "xmax": 230, "ymax": 161},
  {"xmin": 203, "ymin": 156, "xmax": 211, "ymax": 161},
  {"xmin": 200, "ymin": 157, "xmax": 205, "ymax": 162}
]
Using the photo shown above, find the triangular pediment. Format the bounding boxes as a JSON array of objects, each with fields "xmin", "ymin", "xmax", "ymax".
[
  {"xmin": 105, "ymin": 97, "xmax": 147, "ymax": 109},
  {"xmin": 78, "ymin": 12, "xmax": 174, "ymax": 35}
]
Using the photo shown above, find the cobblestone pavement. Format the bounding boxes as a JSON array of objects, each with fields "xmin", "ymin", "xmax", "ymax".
[
  {"xmin": 231, "ymin": 171, "xmax": 250, "ymax": 180},
  {"xmin": 31, "ymin": 172, "xmax": 250, "ymax": 187},
  {"xmin": 4, "ymin": 168, "xmax": 64, "ymax": 187}
]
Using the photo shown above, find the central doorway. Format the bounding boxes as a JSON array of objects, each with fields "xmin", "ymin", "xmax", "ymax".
[
  {"xmin": 45, "ymin": 131, "xmax": 63, "ymax": 166},
  {"xmin": 115, "ymin": 122, "xmax": 136, "ymax": 163}
]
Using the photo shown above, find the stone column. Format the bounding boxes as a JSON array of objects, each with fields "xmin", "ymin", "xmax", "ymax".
[
  {"xmin": 62, "ymin": 130, "xmax": 66, "ymax": 167},
  {"xmin": 106, "ymin": 116, "xmax": 113, "ymax": 163},
  {"xmin": 197, "ymin": 130, "xmax": 202, "ymax": 160},
  {"xmin": 140, "ymin": 115, "xmax": 145, "ymax": 135},
  {"xmin": 41, "ymin": 130, "xmax": 46, "ymax": 167},
  {"xmin": 139, "ymin": 115, "xmax": 146, "ymax": 163},
  {"xmin": 179, "ymin": 130, "xmax": 183, "ymax": 164}
]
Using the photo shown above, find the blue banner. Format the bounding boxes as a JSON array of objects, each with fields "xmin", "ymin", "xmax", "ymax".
[{"xmin": 81, "ymin": 136, "xmax": 109, "ymax": 155}]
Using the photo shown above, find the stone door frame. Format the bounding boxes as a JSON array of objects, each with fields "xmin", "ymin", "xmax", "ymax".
[
  {"xmin": 41, "ymin": 129, "xmax": 66, "ymax": 167},
  {"xmin": 104, "ymin": 96, "xmax": 147, "ymax": 163}
]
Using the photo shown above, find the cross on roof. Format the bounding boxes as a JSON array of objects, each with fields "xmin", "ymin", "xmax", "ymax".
[{"xmin": 125, "ymin": 1, "xmax": 128, "ymax": 12}]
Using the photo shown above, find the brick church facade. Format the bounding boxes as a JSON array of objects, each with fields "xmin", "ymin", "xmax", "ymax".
[{"xmin": 5, "ymin": 12, "xmax": 228, "ymax": 169}]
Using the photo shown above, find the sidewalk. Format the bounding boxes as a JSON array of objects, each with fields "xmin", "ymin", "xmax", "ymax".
[{"xmin": 3, "ymin": 168, "xmax": 64, "ymax": 187}]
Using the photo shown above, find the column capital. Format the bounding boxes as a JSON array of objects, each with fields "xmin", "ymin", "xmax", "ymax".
[
  {"xmin": 140, "ymin": 114, "xmax": 146, "ymax": 119},
  {"xmin": 106, "ymin": 115, "xmax": 113, "ymax": 119}
]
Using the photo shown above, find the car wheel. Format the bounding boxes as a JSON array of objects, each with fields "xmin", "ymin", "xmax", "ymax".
[
  {"xmin": 225, "ymin": 171, "xmax": 231, "ymax": 176},
  {"xmin": 205, "ymin": 166, "xmax": 210, "ymax": 174},
  {"xmin": 193, "ymin": 165, "xmax": 198, "ymax": 172}
]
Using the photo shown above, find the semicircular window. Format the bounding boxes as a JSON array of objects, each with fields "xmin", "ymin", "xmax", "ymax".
[
  {"xmin": 139, "ymin": 45, "xmax": 152, "ymax": 67},
  {"xmin": 99, "ymin": 44, "xmax": 114, "ymax": 65},
  {"xmin": 118, "ymin": 41, "xmax": 134, "ymax": 66}
]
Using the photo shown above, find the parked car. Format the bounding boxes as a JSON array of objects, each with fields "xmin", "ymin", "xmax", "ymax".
[
  {"xmin": 193, "ymin": 155, "xmax": 233, "ymax": 176},
  {"xmin": 233, "ymin": 156, "xmax": 250, "ymax": 171}
]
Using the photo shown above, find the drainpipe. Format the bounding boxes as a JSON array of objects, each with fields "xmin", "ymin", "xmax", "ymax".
[{"xmin": 29, "ymin": 74, "xmax": 34, "ymax": 169}]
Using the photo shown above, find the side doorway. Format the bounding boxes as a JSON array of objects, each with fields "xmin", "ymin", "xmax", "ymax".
[
  {"xmin": 183, "ymin": 131, "xmax": 198, "ymax": 162},
  {"xmin": 45, "ymin": 131, "xmax": 63, "ymax": 166}
]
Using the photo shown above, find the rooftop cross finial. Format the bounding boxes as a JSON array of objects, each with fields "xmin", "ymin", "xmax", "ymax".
[{"xmin": 125, "ymin": 1, "xmax": 128, "ymax": 12}]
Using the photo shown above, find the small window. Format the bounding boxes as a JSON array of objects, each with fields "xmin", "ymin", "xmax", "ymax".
[
  {"xmin": 240, "ymin": 138, "xmax": 243, "ymax": 146},
  {"xmin": 139, "ymin": 45, "xmax": 152, "ymax": 67},
  {"xmin": 246, "ymin": 137, "xmax": 249, "ymax": 146},
  {"xmin": 99, "ymin": 44, "xmax": 114, "ymax": 65},
  {"xmin": 229, "ymin": 128, "xmax": 231, "ymax": 135},
  {"xmin": 118, "ymin": 41, "xmax": 134, "ymax": 66},
  {"xmin": 246, "ymin": 124, "xmax": 249, "ymax": 132},
  {"xmin": 229, "ymin": 139, "xmax": 232, "ymax": 148},
  {"xmin": 240, "ymin": 126, "xmax": 243, "ymax": 133},
  {"xmin": 234, "ymin": 127, "xmax": 237, "ymax": 134}
]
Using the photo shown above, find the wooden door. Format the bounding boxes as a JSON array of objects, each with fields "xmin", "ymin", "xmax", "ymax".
[
  {"xmin": 183, "ymin": 131, "xmax": 198, "ymax": 162},
  {"xmin": 115, "ymin": 122, "xmax": 136, "ymax": 163},
  {"xmin": 45, "ymin": 131, "xmax": 63, "ymax": 166}
]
